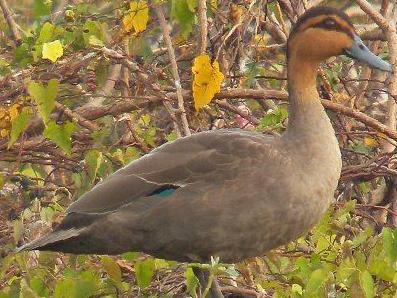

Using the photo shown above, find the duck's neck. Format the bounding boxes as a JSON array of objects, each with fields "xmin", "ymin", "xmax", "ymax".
[
  {"xmin": 284, "ymin": 56, "xmax": 342, "ymax": 197},
  {"xmin": 285, "ymin": 57, "xmax": 330, "ymax": 136}
]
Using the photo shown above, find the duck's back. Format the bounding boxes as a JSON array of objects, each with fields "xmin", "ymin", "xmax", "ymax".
[{"xmin": 67, "ymin": 129, "xmax": 284, "ymax": 214}]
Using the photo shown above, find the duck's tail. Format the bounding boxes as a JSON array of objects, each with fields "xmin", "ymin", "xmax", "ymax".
[
  {"xmin": 15, "ymin": 227, "xmax": 86, "ymax": 253},
  {"xmin": 15, "ymin": 212, "xmax": 125, "ymax": 255}
]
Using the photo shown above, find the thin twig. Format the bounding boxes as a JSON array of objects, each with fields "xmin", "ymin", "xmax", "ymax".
[
  {"xmin": 9, "ymin": 88, "xmax": 397, "ymax": 152},
  {"xmin": 55, "ymin": 102, "xmax": 98, "ymax": 131},
  {"xmin": 361, "ymin": 29, "xmax": 386, "ymax": 41},
  {"xmin": 0, "ymin": 0, "xmax": 21, "ymax": 44},
  {"xmin": 221, "ymin": 286, "xmax": 262, "ymax": 298},
  {"xmin": 197, "ymin": 0, "xmax": 208, "ymax": 54},
  {"xmin": 382, "ymin": 3, "xmax": 397, "ymax": 153},
  {"xmin": 153, "ymin": 3, "xmax": 190, "ymax": 137},
  {"xmin": 215, "ymin": 0, "xmax": 259, "ymax": 60},
  {"xmin": 355, "ymin": 0, "xmax": 394, "ymax": 32},
  {"xmin": 214, "ymin": 89, "xmax": 397, "ymax": 143},
  {"xmin": 215, "ymin": 99, "xmax": 259, "ymax": 125},
  {"xmin": 381, "ymin": 1, "xmax": 397, "ymax": 225},
  {"xmin": 82, "ymin": 64, "xmax": 122, "ymax": 108},
  {"xmin": 336, "ymin": 202, "xmax": 397, "ymax": 218}
]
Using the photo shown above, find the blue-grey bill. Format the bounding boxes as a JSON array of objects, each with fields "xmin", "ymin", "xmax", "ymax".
[{"xmin": 344, "ymin": 34, "xmax": 392, "ymax": 72}]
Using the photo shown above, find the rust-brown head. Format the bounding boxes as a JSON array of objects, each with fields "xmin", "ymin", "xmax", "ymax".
[{"xmin": 287, "ymin": 6, "xmax": 391, "ymax": 72}]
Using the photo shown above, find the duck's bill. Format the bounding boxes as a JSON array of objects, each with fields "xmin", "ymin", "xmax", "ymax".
[{"xmin": 344, "ymin": 34, "xmax": 392, "ymax": 72}]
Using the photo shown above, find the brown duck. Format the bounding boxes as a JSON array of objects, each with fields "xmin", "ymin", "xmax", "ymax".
[{"xmin": 18, "ymin": 6, "xmax": 391, "ymax": 297}]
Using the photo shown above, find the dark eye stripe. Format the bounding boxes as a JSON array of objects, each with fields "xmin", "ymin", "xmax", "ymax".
[
  {"xmin": 313, "ymin": 17, "xmax": 341, "ymax": 31},
  {"xmin": 311, "ymin": 17, "xmax": 355, "ymax": 38}
]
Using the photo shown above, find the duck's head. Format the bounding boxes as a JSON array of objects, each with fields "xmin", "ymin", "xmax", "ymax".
[{"xmin": 287, "ymin": 6, "xmax": 392, "ymax": 72}]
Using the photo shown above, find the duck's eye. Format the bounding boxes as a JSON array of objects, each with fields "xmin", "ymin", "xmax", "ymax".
[{"xmin": 322, "ymin": 18, "xmax": 337, "ymax": 28}]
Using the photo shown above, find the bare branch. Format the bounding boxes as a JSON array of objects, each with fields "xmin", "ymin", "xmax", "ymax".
[
  {"xmin": 355, "ymin": 0, "xmax": 394, "ymax": 32},
  {"xmin": 0, "ymin": 0, "xmax": 21, "ymax": 44},
  {"xmin": 197, "ymin": 0, "xmax": 208, "ymax": 54},
  {"xmin": 214, "ymin": 89, "xmax": 397, "ymax": 143},
  {"xmin": 84, "ymin": 64, "xmax": 122, "ymax": 108},
  {"xmin": 55, "ymin": 102, "xmax": 98, "ymax": 131},
  {"xmin": 153, "ymin": 3, "xmax": 191, "ymax": 137}
]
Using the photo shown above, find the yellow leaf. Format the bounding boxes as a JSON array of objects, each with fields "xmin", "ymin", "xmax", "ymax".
[
  {"xmin": 88, "ymin": 35, "xmax": 104, "ymax": 47},
  {"xmin": 0, "ymin": 128, "xmax": 9, "ymax": 138},
  {"xmin": 42, "ymin": 40, "xmax": 63, "ymax": 62},
  {"xmin": 123, "ymin": 1, "xmax": 149, "ymax": 33},
  {"xmin": 210, "ymin": 0, "xmax": 218, "ymax": 9},
  {"xmin": 254, "ymin": 34, "xmax": 269, "ymax": 47},
  {"xmin": 9, "ymin": 104, "xmax": 19, "ymax": 121},
  {"xmin": 364, "ymin": 137, "xmax": 378, "ymax": 148},
  {"xmin": 0, "ymin": 119, "xmax": 7, "ymax": 129},
  {"xmin": 0, "ymin": 108, "xmax": 6, "ymax": 118},
  {"xmin": 192, "ymin": 55, "xmax": 224, "ymax": 110}
]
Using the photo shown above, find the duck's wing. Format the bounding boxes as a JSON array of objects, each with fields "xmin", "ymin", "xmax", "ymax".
[{"xmin": 66, "ymin": 129, "xmax": 279, "ymax": 214}]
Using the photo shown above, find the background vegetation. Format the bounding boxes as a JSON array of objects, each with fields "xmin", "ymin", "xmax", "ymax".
[{"xmin": 1, "ymin": 0, "xmax": 397, "ymax": 297}]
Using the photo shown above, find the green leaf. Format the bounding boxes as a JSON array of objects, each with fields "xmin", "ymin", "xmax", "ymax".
[
  {"xmin": 8, "ymin": 107, "xmax": 32, "ymax": 148},
  {"xmin": 20, "ymin": 278, "xmax": 39, "ymax": 298},
  {"xmin": 382, "ymin": 227, "xmax": 397, "ymax": 264},
  {"xmin": 85, "ymin": 150, "xmax": 103, "ymax": 181},
  {"xmin": 258, "ymin": 107, "xmax": 288, "ymax": 130},
  {"xmin": 20, "ymin": 164, "xmax": 45, "ymax": 181},
  {"xmin": 32, "ymin": 44, "xmax": 43, "ymax": 62},
  {"xmin": 359, "ymin": 271, "xmax": 375, "ymax": 298},
  {"xmin": 28, "ymin": 79, "xmax": 58, "ymax": 123},
  {"xmin": 109, "ymin": 148, "xmax": 124, "ymax": 166},
  {"xmin": 101, "ymin": 256, "xmax": 122, "ymax": 287},
  {"xmin": 42, "ymin": 40, "xmax": 63, "ymax": 62},
  {"xmin": 352, "ymin": 227, "xmax": 373, "ymax": 249},
  {"xmin": 0, "ymin": 173, "xmax": 4, "ymax": 190},
  {"xmin": 142, "ymin": 126, "xmax": 156, "ymax": 147},
  {"xmin": 0, "ymin": 58, "xmax": 10, "ymax": 76},
  {"xmin": 154, "ymin": 258, "xmax": 172, "ymax": 270},
  {"xmin": 37, "ymin": 22, "xmax": 55, "ymax": 44},
  {"xmin": 335, "ymin": 200, "xmax": 356, "ymax": 219},
  {"xmin": 53, "ymin": 277, "xmax": 73, "ymax": 298},
  {"xmin": 358, "ymin": 182, "xmax": 371, "ymax": 195},
  {"xmin": 124, "ymin": 147, "xmax": 140, "ymax": 163},
  {"xmin": 171, "ymin": 0, "xmax": 196, "ymax": 36},
  {"xmin": 295, "ymin": 257, "xmax": 311, "ymax": 283},
  {"xmin": 88, "ymin": 35, "xmax": 104, "ymax": 47},
  {"xmin": 13, "ymin": 220, "xmax": 24, "ymax": 244},
  {"xmin": 40, "ymin": 205, "xmax": 59, "ymax": 223},
  {"xmin": 165, "ymin": 131, "xmax": 177, "ymax": 142},
  {"xmin": 187, "ymin": 0, "xmax": 197, "ymax": 11},
  {"xmin": 43, "ymin": 121, "xmax": 76, "ymax": 155},
  {"xmin": 135, "ymin": 259, "xmax": 155, "ymax": 289},
  {"xmin": 122, "ymin": 252, "xmax": 140, "ymax": 261},
  {"xmin": 351, "ymin": 141, "xmax": 371, "ymax": 155},
  {"xmin": 83, "ymin": 20, "xmax": 104, "ymax": 47},
  {"xmin": 15, "ymin": 43, "xmax": 32, "ymax": 65},
  {"xmin": 30, "ymin": 277, "xmax": 48, "ymax": 297},
  {"xmin": 185, "ymin": 267, "xmax": 198, "ymax": 298},
  {"xmin": 368, "ymin": 258, "xmax": 395, "ymax": 282},
  {"xmin": 304, "ymin": 268, "xmax": 328, "ymax": 297},
  {"xmin": 54, "ymin": 270, "xmax": 98, "ymax": 298},
  {"xmin": 33, "ymin": 0, "xmax": 51, "ymax": 18},
  {"xmin": 291, "ymin": 284, "xmax": 303, "ymax": 295},
  {"xmin": 336, "ymin": 257, "xmax": 356, "ymax": 283}
]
